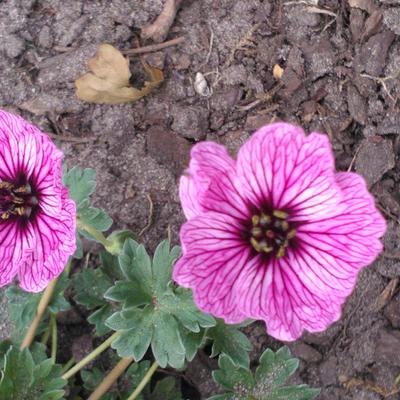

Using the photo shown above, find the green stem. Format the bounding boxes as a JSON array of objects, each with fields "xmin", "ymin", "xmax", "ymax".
[
  {"xmin": 50, "ymin": 314, "xmax": 57, "ymax": 362},
  {"xmin": 61, "ymin": 357, "xmax": 75, "ymax": 374},
  {"xmin": 41, "ymin": 323, "xmax": 51, "ymax": 345},
  {"xmin": 77, "ymin": 219, "xmax": 112, "ymax": 248},
  {"xmin": 127, "ymin": 361, "xmax": 158, "ymax": 400},
  {"xmin": 62, "ymin": 331, "xmax": 121, "ymax": 380}
]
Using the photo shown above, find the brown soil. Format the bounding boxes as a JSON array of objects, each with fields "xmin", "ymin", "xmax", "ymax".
[{"xmin": 1, "ymin": 0, "xmax": 400, "ymax": 399}]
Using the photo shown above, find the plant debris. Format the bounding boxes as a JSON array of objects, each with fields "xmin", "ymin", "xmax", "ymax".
[
  {"xmin": 75, "ymin": 44, "xmax": 164, "ymax": 104},
  {"xmin": 141, "ymin": 0, "xmax": 183, "ymax": 43}
]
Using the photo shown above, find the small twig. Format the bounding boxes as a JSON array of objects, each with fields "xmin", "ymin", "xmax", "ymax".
[
  {"xmin": 204, "ymin": 28, "xmax": 214, "ymax": 66},
  {"xmin": 141, "ymin": 0, "xmax": 183, "ymax": 43},
  {"xmin": 122, "ymin": 36, "xmax": 185, "ymax": 56},
  {"xmin": 361, "ymin": 73, "xmax": 399, "ymax": 103},
  {"xmin": 139, "ymin": 194, "xmax": 154, "ymax": 237},
  {"xmin": 347, "ymin": 143, "xmax": 363, "ymax": 172}
]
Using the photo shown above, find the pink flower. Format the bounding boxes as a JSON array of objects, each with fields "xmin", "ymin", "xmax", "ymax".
[
  {"xmin": 0, "ymin": 110, "xmax": 76, "ymax": 292},
  {"xmin": 173, "ymin": 123, "xmax": 386, "ymax": 341}
]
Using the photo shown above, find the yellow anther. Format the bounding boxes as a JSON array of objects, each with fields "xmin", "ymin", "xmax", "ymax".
[
  {"xmin": 261, "ymin": 245, "xmax": 274, "ymax": 253},
  {"xmin": 276, "ymin": 246, "xmax": 286, "ymax": 259},
  {"xmin": 0, "ymin": 182, "xmax": 12, "ymax": 190},
  {"xmin": 251, "ymin": 227, "xmax": 263, "ymax": 238},
  {"xmin": 12, "ymin": 196, "xmax": 24, "ymax": 204},
  {"xmin": 252, "ymin": 215, "xmax": 260, "ymax": 226},
  {"xmin": 281, "ymin": 220, "xmax": 289, "ymax": 231},
  {"xmin": 14, "ymin": 186, "xmax": 27, "ymax": 193},
  {"xmin": 260, "ymin": 213, "xmax": 271, "ymax": 225},
  {"xmin": 287, "ymin": 229, "xmax": 296, "ymax": 239},
  {"xmin": 250, "ymin": 237, "xmax": 261, "ymax": 252},
  {"xmin": 1, "ymin": 212, "xmax": 10, "ymax": 220},
  {"xmin": 15, "ymin": 207, "xmax": 25, "ymax": 216},
  {"xmin": 273, "ymin": 210, "xmax": 288, "ymax": 219}
]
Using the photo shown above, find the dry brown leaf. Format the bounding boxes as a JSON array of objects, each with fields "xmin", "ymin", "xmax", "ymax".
[
  {"xmin": 75, "ymin": 44, "xmax": 164, "ymax": 104},
  {"xmin": 273, "ymin": 64, "xmax": 284, "ymax": 79}
]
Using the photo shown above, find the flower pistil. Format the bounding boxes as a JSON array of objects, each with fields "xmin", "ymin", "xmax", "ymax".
[
  {"xmin": 0, "ymin": 180, "xmax": 38, "ymax": 220},
  {"xmin": 249, "ymin": 209, "xmax": 296, "ymax": 258}
]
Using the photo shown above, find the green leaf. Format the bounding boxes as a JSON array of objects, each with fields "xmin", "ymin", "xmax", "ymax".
[
  {"xmin": 87, "ymin": 304, "xmax": 114, "ymax": 337},
  {"xmin": 207, "ymin": 320, "xmax": 252, "ymax": 368},
  {"xmin": 151, "ymin": 377, "xmax": 182, "ymax": 400},
  {"xmin": 0, "ymin": 345, "xmax": 66, "ymax": 400},
  {"xmin": 73, "ymin": 251, "xmax": 123, "ymax": 336},
  {"xmin": 0, "ymin": 340, "xmax": 12, "ymax": 369},
  {"xmin": 212, "ymin": 355, "xmax": 254, "ymax": 391},
  {"xmin": 152, "ymin": 241, "xmax": 181, "ymax": 296},
  {"xmin": 5, "ymin": 286, "xmax": 40, "ymax": 343},
  {"xmin": 105, "ymin": 230, "xmax": 136, "ymax": 256},
  {"xmin": 151, "ymin": 311, "xmax": 185, "ymax": 369},
  {"xmin": 255, "ymin": 347, "xmax": 298, "ymax": 388},
  {"xmin": 180, "ymin": 328, "xmax": 206, "ymax": 362},
  {"xmin": 74, "ymin": 269, "xmax": 113, "ymax": 309},
  {"xmin": 209, "ymin": 347, "xmax": 320, "ymax": 400},
  {"xmin": 62, "ymin": 166, "xmax": 96, "ymax": 208},
  {"xmin": 106, "ymin": 240, "xmax": 215, "ymax": 368},
  {"xmin": 109, "ymin": 306, "xmax": 154, "ymax": 360},
  {"xmin": 78, "ymin": 202, "xmax": 113, "ymax": 233}
]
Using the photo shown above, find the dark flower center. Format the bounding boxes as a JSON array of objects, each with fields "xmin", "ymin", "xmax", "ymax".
[
  {"xmin": 0, "ymin": 181, "xmax": 39, "ymax": 221},
  {"xmin": 249, "ymin": 209, "xmax": 296, "ymax": 259}
]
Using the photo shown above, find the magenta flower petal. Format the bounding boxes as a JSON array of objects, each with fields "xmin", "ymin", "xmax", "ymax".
[
  {"xmin": 180, "ymin": 142, "xmax": 247, "ymax": 220},
  {"xmin": 236, "ymin": 123, "xmax": 343, "ymax": 221},
  {"xmin": 175, "ymin": 122, "xmax": 386, "ymax": 341},
  {"xmin": 173, "ymin": 211, "xmax": 249, "ymax": 323},
  {"xmin": 0, "ymin": 110, "xmax": 76, "ymax": 292}
]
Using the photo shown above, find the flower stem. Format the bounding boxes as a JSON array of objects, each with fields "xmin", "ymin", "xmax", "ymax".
[
  {"xmin": 62, "ymin": 331, "xmax": 121, "ymax": 380},
  {"xmin": 77, "ymin": 219, "xmax": 112, "ymax": 248},
  {"xmin": 50, "ymin": 313, "xmax": 57, "ymax": 362},
  {"xmin": 20, "ymin": 278, "xmax": 59, "ymax": 350},
  {"xmin": 87, "ymin": 357, "xmax": 133, "ymax": 400},
  {"xmin": 127, "ymin": 361, "xmax": 158, "ymax": 400},
  {"xmin": 61, "ymin": 357, "xmax": 75, "ymax": 374}
]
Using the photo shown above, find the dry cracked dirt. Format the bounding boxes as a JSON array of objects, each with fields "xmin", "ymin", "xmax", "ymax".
[{"xmin": 1, "ymin": 0, "xmax": 400, "ymax": 399}]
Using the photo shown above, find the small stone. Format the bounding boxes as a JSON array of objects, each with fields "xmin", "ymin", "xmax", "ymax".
[
  {"xmin": 170, "ymin": 105, "xmax": 209, "ymax": 140},
  {"xmin": 363, "ymin": 10, "xmax": 383, "ymax": 41},
  {"xmin": 384, "ymin": 294, "xmax": 400, "ymax": 328},
  {"xmin": 57, "ymin": 15, "xmax": 89, "ymax": 47},
  {"xmin": 355, "ymin": 138, "xmax": 395, "ymax": 187},
  {"xmin": 374, "ymin": 329, "xmax": 400, "ymax": 366},
  {"xmin": 210, "ymin": 87, "xmax": 242, "ymax": 112},
  {"xmin": 37, "ymin": 25, "xmax": 53, "ymax": 48},
  {"xmin": 303, "ymin": 38, "xmax": 335, "ymax": 80},
  {"xmin": 144, "ymin": 51, "xmax": 166, "ymax": 69},
  {"xmin": 350, "ymin": 9, "xmax": 365, "ymax": 42},
  {"xmin": 72, "ymin": 335, "xmax": 93, "ymax": 363},
  {"xmin": 147, "ymin": 126, "xmax": 191, "ymax": 174},
  {"xmin": 319, "ymin": 356, "xmax": 338, "ymax": 386},
  {"xmin": 347, "ymin": 85, "xmax": 367, "ymax": 125},
  {"xmin": 383, "ymin": 8, "xmax": 400, "ymax": 35},
  {"xmin": 289, "ymin": 342, "xmax": 322, "ymax": 363},
  {"xmin": 174, "ymin": 53, "xmax": 191, "ymax": 70},
  {"xmin": 358, "ymin": 31, "xmax": 395, "ymax": 76},
  {"xmin": 3, "ymin": 34, "xmax": 25, "ymax": 58},
  {"xmin": 245, "ymin": 114, "xmax": 273, "ymax": 131}
]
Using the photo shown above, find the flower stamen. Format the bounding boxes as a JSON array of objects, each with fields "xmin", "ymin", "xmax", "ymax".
[
  {"xmin": 0, "ymin": 180, "xmax": 39, "ymax": 221},
  {"xmin": 250, "ymin": 209, "xmax": 296, "ymax": 258}
]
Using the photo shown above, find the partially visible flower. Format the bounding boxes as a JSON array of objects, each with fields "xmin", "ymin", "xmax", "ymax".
[
  {"xmin": 0, "ymin": 110, "xmax": 76, "ymax": 292},
  {"xmin": 173, "ymin": 123, "xmax": 386, "ymax": 341}
]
